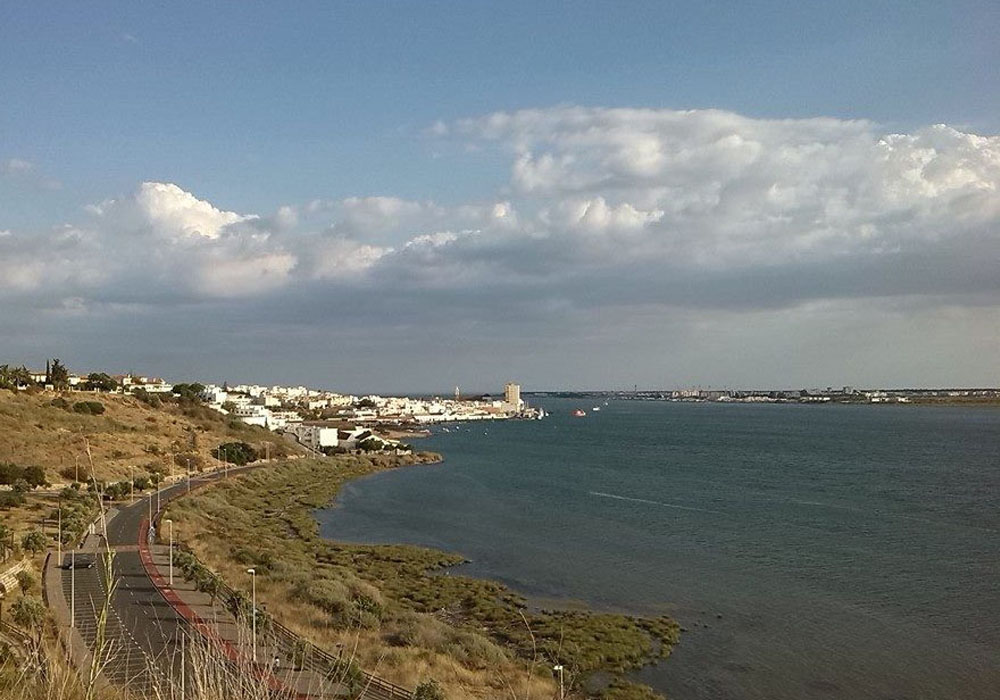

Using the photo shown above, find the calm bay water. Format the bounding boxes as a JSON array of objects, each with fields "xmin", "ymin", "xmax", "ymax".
[{"xmin": 317, "ymin": 399, "xmax": 1000, "ymax": 699}]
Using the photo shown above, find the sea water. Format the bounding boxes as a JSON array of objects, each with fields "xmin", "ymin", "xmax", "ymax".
[{"xmin": 316, "ymin": 399, "xmax": 1000, "ymax": 699}]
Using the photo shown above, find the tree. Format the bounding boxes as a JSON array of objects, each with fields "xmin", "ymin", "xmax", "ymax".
[
  {"xmin": 16, "ymin": 569, "xmax": 37, "ymax": 595},
  {"xmin": 85, "ymin": 372, "xmax": 118, "ymax": 392},
  {"xmin": 21, "ymin": 530, "xmax": 47, "ymax": 554},
  {"xmin": 211, "ymin": 442, "xmax": 258, "ymax": 466},
  {"xmin": 11, "ymin": 596, "xmax": 46, "ymax": 642},
  {"xmin": 48, "ymin": 358, "xmax": 69, "ymax": 389},
  {"xmin": 171, "ymin": 383, "xmax": 206, "ymax": 401},
  {"xmin": 0, "ymin": 462, "xmax": 23, "ymax": 485},
  {"xmin": 21, "ymin": 465, "xmax": 47, "ymax": 489},
  {"xmin": 195, "ymin": 569, "xmax": 225, "ymax": 606}
]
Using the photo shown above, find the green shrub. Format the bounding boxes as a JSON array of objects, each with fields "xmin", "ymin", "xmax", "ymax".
[
  {"xmin": 413, "ymin": 680, "xmax": 445, "ymax": 700},
  {"xmin": 20, "ymin": 530, "xmax": 47, "ymax": 554},
  {"xmin": 72, "ymin": 401, "xmax": 105, "ymax": 415},
  {"xmin": 211, "ymin": 441, "xmax": 258, "ymax": 466}
]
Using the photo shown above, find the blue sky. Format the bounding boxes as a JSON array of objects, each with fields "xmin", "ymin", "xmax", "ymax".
[{"xmin": 2, "ymin": 2, "xmax": 999, "ymax": 391}]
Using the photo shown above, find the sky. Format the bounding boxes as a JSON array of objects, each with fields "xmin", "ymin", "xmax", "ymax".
[{"xmin": 1, "ymin": 1, "xmax": 999, "ymax": 393}]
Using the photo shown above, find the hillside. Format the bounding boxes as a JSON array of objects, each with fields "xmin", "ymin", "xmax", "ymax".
[{"xmin": 0, "ymin": 389, "xmax": 303, "ymax": 485}]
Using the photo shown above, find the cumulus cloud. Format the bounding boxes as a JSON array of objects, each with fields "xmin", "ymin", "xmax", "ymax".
[{"xmin": 2, "ymin": 107, "xmax": 999, "ymax": 387}]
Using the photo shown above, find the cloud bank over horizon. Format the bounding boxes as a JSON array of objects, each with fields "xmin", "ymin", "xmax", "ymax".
[{"xmin": 3, "ymin": 106, "xmax": 1000, "ymax": 391}]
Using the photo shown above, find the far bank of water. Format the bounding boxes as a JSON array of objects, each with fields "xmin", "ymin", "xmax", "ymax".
[{"xmin": 317, "ymin": 400, "xmax": 1000, "ymax": 700}]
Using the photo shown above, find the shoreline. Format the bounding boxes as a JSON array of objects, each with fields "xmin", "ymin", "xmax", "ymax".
[{"xmin": 165, "ymin": 452, "xmax": 680, "ymax": 700}]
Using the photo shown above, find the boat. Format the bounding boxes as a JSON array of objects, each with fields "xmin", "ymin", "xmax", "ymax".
[
  {"xmin": 572, "ymin": 409, "xmax": 586, "ymax": 417},
  {"xmin": 592, "ymin": 406, "xmax": 601, "ymax": 411}
]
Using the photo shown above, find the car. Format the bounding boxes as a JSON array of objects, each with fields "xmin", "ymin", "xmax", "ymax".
[{"xmin": 62, "ymin": 553, "xmax": 97, "ymax": 569}]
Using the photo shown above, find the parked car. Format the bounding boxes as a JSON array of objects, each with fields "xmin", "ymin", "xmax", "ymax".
[{"xmin": 63, "ymin": 553, "xmax": 96, "ymax": 569}]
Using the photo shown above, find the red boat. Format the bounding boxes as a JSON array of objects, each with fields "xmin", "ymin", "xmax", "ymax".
[{"xmin": 572, "ymin": 409, "xmax": 586, "ymax": 417}]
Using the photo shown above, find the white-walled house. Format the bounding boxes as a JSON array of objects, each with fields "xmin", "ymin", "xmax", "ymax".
[{"xmin": 286, "ymin": 424, "xmax": 338, "ymax": 451}]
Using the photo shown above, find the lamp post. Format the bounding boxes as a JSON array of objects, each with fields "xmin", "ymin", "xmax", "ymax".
[
  {"xmin": 553, "ymin": 665, "xmax": 564, "ymax": 700},
  {"xmin": 247, "ymin": 568, "xmax": 257, "ymax": 663},
  {"xmin": 70, "ymin": 551, "xmax": 75, "ymax": 628},
  {"xmin": 165, "ymin": 519, "xmax": 174, "ymax": 586},
  {"xmin": 130, "ymin": 465, "xmax": 135, "ymax": 504}
]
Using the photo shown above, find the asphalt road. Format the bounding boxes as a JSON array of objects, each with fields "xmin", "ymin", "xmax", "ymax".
[{"xmin": 60, "ymin": 466, "xmax": 258, "ymax": 692}]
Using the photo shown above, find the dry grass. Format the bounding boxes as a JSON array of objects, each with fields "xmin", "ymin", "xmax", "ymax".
[
  {"xmin": 0, "ymin": 388, "xmax": 303, "ymax": 542},
  {"xmin": 0, "ymin": 389, "xmax": 301, "ymax": 485}
]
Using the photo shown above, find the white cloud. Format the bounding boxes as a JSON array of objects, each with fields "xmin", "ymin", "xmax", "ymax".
[
  {"xmin": 2, "ymin": 107, "xmax": 999, "ymax": 385},
  {"xmin": 3, "ymin": 158, "xmax": 35, "ymax": 174},
  {"xmin": 129, "ymin": 181, "xmax": 254, "ymax": 240}
]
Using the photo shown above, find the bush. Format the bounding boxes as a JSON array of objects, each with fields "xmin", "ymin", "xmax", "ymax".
[
  {"xmin": 0, "ymin": 463, "xmax": 22, "ymax": 486},
  {"xmin": 11, "ymin": 597, "xmax": 45, "ymax": 637},
  {"xmin": 211, "ymin": 442, "xmax": 258, "ymax": 466},
  {"xmin": 413, "ymin": 680, "xmax": 445, "ymax": 700},
  {"xmin": 0, "ymin": 491, "xmax": 26, "ymax": 509},
  {"xmin": 133, "ymin": 389, "xmax": 161, "ymax": 408},
  {"xmin": 49, "ymin": 397, "xmax": 70, "ymax": 410},
  {"xmin": 73, "ymin": 401, "xmax": 105, "ymax": 415},
  {"xmin": 15, "ymin": 569, "xmax": 36, "ymax": 594},
  {"xmin": 21, "ymin": 465, "xmax": 47, "ymax": 489},
  {"xmin": 0, "ymin": 464, "xmax": 46, "ymax": 489},
  {"xmin": 173, "ymin": 453, "xmax": 205, "ymax": 471},
  {"xmin": 20, "ymin": 530, "xmax": 47, "ymax": 554},
  {"xmin": 59, "ymin": 464, "xmax": 92, "ymax": 482}
]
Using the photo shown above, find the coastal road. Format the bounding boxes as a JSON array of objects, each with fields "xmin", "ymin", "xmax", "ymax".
[{"xmin": 57, "ymin": 466, "xmax": 260, "ymax": 693}]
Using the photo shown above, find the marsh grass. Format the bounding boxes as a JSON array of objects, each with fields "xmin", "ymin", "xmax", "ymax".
[{"xmin": 166, "ymin": 456, "xmax": 679, "ymax": 699}]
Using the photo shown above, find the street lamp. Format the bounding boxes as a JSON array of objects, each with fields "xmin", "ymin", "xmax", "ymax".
[
  {"xmin": 165, "ymin": 519, "xmax": 174, "ymax": 586},
  {"xmin": 553, "ymin": 665, "xmax": 564, "ymax": 700},
  {"xmin": 130, "ymin": 465, "xmax": 135, "ymax": 504},
  {"xmin": 247, "ymin": 568, "xmax": 257, "ymax": 663},
  {"xmin": 70, "ymin": 551, "xmax": 75, "ymax": 628}
]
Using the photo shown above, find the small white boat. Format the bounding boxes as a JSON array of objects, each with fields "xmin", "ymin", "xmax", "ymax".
[{"xmin": 592, "ymin": 407, "xmax": 601, "ymax": 411}]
